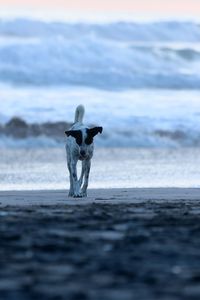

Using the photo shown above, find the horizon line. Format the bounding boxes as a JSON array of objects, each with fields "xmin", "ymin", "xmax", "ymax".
[{"xmin": 0, "ymin": 9, "xmax": 199, "ymax": 23}]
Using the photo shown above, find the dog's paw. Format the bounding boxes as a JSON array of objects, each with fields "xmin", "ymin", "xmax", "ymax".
[
  {"xmin": 68, "ymin": 189, "xmax": 82, "ymax": 198},
  {"xmin": 68, "ymin": 191, "xmax": 74, "ymax": 197},
  {"xmin": 73, "ymin": 193, "xmax": 83, "ymax": 198},
  {"xmin": 80, "ymin": 191, "xmax": 87, "ymax": 197}
]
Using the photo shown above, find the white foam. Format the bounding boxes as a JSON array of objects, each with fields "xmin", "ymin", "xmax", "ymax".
[
  {"xmin": 0, "ymin": 86, "xmax": 200, "ymax": 148},
  {"xmin": 0, "ymin": 20, "xmax": 199, "ymax": 89}
]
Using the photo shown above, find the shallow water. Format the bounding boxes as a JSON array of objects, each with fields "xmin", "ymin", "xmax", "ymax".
[{"xmin": 0, "ymin": 147, "xmax": 199, "ymax": 191}]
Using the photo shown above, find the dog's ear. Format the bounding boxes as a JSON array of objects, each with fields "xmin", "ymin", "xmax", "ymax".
[
  {"xmin": 85, "ymin": 127, "xmax": 103, "ymax": 145},
  {"xmin": 65, "ymin": 130, "xmax": 74, "ymax": 137},
  {"xmin": 65, "ymin": 130, "xmax": 82, "ymax": 145},
  {"xmin": 88, "ymin": 127, "xmax": 103, "ymax": 137}
]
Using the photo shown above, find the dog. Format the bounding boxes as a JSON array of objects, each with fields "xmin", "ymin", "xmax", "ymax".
[{"xmin": 65, "ymin": 105, "xmax": 103, "ymax": 197}]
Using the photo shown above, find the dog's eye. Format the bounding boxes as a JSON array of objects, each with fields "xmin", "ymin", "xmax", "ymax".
[
  {"xmin": 85, "ymin": 137, "xmax": 93, "ymax": 145},
  {"xmin": 76, "ymin": 136, "xmax": 82, "ymax": 146},
  {"xmin": 74, "ymin": 131, "xmax": 82, "ymax": 146}
]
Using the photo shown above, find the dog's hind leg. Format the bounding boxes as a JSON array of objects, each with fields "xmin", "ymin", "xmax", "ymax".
[{"xmin": 81, "ymin": 159, "xmax": 91, "ymax": 197}]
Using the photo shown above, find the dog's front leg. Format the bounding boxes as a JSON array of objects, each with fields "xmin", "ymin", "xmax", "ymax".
[
  {"xmin": 67, "ymin": 161, "xmax": 73, "ymax": 197},
  {"xmin": 81, "ymin": 159, "xmax": 91, "ymax": 197},
  {"xmin": 78, "ymin": 160, "xmax": 86, "ymax": 189},
  {"xmin": 70, "ymin": 160, "xmax": 82, "ymax": 198}
]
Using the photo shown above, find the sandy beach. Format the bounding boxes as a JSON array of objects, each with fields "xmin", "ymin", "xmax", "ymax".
[
  {"xmin": 0, "ymin": 188, "xmax": 200, "ymax": 206},
  {"xmin": 1, "ymin": 188, "xmax": 200, "ymax": 299}
]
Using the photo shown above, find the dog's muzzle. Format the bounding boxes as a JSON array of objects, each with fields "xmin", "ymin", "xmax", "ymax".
[
  {"xmin": 79, "ymin": 150, "xmax": 87, "ymax": 160},
  {"xmin": 80, "ymin": 150, "xmax": 86, "ymax": 157}
]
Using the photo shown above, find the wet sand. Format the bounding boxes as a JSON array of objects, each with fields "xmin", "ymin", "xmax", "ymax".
[{"xmin": 1, "ymin": 188, "xmax": 200, "ymax": 300}]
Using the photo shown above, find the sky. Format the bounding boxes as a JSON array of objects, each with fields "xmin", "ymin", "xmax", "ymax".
[{"xmin": 0, "ymin": 0, "xmax": 199, "ymax": 20}]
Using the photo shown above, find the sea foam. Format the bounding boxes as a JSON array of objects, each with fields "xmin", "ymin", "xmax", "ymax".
[{"xmin": 0, "ymin": 19, "xmax": 199, "ymax": 89}]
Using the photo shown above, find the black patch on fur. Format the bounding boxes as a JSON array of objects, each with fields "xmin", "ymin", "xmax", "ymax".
[
  {"xmin": 65, "ymin": 130, "xmax": 82, "ymax": 146},
  {"xmin": 85, "ymin": 127, "xmax": 103, "ymax": 145},
  {"xmin": 85, "ymin": 132, "xmax": 93, "ymax": 145}
]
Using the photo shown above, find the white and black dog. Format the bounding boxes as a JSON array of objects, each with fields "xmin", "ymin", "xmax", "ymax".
[{"xmin": 65, "ymin": 105, "xmax": 103, "ymax": 197}]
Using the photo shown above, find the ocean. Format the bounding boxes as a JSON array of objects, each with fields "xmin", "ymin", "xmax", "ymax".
[{"xmin": 0, "ymin": 17, "xmax": 199, "ymax": 189}]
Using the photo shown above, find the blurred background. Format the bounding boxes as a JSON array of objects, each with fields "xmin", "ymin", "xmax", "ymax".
[{"xmin": 0, "ymin": 0, "xmax": 200, "ymax": 190}]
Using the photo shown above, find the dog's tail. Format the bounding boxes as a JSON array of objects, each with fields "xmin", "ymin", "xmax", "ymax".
[{"xmin": 74, "ymin": 105, "xmax": 85, "ymax": 123}]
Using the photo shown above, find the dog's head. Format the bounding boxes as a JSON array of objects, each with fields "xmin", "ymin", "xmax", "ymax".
[{"xmin": 65, "ymin": 126, "xmax": 103, "ymax": 159}]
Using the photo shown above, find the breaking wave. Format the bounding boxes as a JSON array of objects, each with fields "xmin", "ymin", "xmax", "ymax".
[
  {"xmin": 0, "ymin": 19, "xmax": 200, "ymax": 89},
  {"xmin": 0, "ymin": 116, "xmax": 200, "ymax": 148}
]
